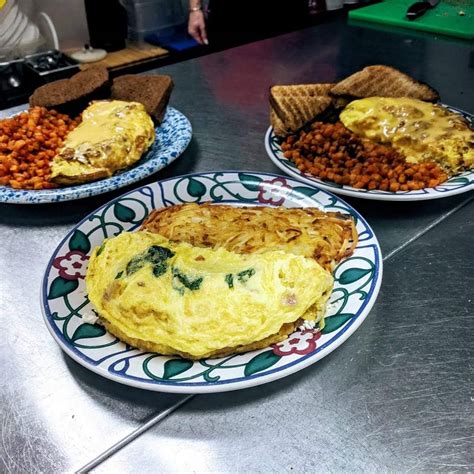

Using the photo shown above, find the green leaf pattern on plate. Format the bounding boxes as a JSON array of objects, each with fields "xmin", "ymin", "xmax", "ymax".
[
  {"xmin": 291, "ymin": 186, "xmax": 319, "ymax": 198},
  {"xmin": 163, "ymin": 359, "xmax": 194, "ymax": 379},
  {"xmin": 244, "ymin": 351, "xmax": 282, "ymax": 376},
  {"xmin": 69, "ymin": 229, "xmax": 91, "ymax": 253},
  {"xmin": 72, "ymin": 323, "xmax": 106, "ymax": 342},
  {"xmin": 239, "ymin": 173, "xmax": 263, "ymax": 191},
  {"xmin": 338, "ymin": 268, "xmax": 373, "ymax": 285},
  {"xmin": 48, "ymin": 277, "xmax": 78, "ymax": 299},
  {"xmin": 187, "ymin": 177, "xmax": 207, "ymax": 199},
  {"xmin": 44, "ymin": 172, "xmax": 381, "ymax": 388},
  {"xmin": 322, "ymin": 314, "xmax": 353, "ymax": 334},
  {"xmin": 113, "ymin": 202, "xmax": 137, "ymax": 223}
]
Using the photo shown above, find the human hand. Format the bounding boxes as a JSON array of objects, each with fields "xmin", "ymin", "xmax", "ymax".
[{"xmin": 188, "ymin": 10, "xmax": 208, "ymax": 45}]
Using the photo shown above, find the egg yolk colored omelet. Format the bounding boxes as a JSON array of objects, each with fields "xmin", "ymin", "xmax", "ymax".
[
  {"xmin": 86, "ymin": 232, "xmax": 334, "ymax": 359},
  {"xmin": 340, "ymin": 97, "xmax": 474, "ymax": 174},
  {"xmin": 51, "ymin": 100, "xmax": 155, "ymax": 185}
]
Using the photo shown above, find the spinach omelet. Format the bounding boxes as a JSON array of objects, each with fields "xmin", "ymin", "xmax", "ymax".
[{"xmin": 86, "ymin": 231, "xmax": 334, "ymax": 359}]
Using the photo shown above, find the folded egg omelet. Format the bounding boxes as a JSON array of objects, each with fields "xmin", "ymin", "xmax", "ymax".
[
  {"xmin": 51, "ymin": 100, "xmax": 155, "ymax": 185},
  {"xmin": 340, "ymin": 97, "xmax": 474, "ymax": 174},
  {"xmin": 86, "ymin": 231, "xmax": 334, "ymax": 359}
]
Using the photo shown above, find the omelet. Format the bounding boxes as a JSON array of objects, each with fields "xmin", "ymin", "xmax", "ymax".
[
  {"xmin": 340, "ymin": 97, "xmax": 474, "ymax": 174},
  {"xmin": 86, "ymin": 231, "xmax": 334, "ymax": 359},
  {"xmin": 51, "ymin": 100, "xmax": 155, "ymax": 185}
]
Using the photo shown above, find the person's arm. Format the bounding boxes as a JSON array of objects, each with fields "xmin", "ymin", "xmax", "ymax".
[{"xmin": 188, "ymin": 0, "xmax": 208, "ymax": 45}]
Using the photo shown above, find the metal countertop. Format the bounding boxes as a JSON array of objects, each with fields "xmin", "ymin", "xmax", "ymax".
[{"xmin": 1, "ymin": 15, "xmax": 473, "ymax": 473}]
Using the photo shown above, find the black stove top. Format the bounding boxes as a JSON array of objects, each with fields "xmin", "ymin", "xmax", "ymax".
[{"xmin": 0, "ymin": 50, "xmax": 80, "ymax": 109}]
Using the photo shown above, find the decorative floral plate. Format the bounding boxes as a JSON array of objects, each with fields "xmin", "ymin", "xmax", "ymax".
[
  {"xmin": 41, "ymin": 172, "xmax": 383, "ymax": 393},
  {"xmin": 265, "ymin": 105, "xmax": 474, "ymax": 201},
  {"xmin": 0, "ymin": 107, "xmax": 192, "ymax": 204}
]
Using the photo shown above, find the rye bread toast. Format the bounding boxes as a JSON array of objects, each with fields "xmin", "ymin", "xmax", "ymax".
[
  {"xmin": 29, "ymin": 66, "xmax": 110, "ymax": 117},
  {"xmin": 330, "ymin": 65, "xmax": 439, "ymax": 102},
  {"xmin": 111, "ymin": 74, "xmax": 174, "ymax": 124}
]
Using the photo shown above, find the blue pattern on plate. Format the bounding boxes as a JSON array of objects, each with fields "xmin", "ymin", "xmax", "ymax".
[{"xmin": 0, "ymin": 107, "xmax": 192, "ymax": 204}]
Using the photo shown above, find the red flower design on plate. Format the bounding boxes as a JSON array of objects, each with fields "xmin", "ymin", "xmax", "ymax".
[
  {"xmin": 257, "ymin": 177, "xmax": 291, "ymax": 205},
  {"xmin": 52, "ymin": 250, "xmax": 89, "ymax": 280},
  {"xmin": 272, "ymin": 330, "xmax": 321, "ymax": 356}
]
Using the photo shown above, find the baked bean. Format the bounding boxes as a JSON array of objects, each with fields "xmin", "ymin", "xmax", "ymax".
[{"xmin": 282, "ymin": 121, "xmax": 449, "ymax": 191}]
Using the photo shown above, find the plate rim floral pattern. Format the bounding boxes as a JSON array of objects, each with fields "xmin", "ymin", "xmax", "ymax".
[
  {"xmin": 265, "ymin": 104, "xmax": 474, "ymax": 202},
  {"xmin": 0, "ymin": 106, "xmax": 192, "ymax": 204},
  {"xmin": 41, "ymin": 171, "xmax": 383, "ymax": 394}
]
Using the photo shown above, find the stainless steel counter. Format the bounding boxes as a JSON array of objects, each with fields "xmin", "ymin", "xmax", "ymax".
[{"xmin": 1, "ymin": 16, "xmax": 473, "ymax": 473}]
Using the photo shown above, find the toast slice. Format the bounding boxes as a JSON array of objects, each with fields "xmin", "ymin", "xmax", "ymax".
[
  {"xmin": 270, "ymin": 84, "xmax": 334, "ymax": 134},
  {"xmin": 270, "ymin": 106, "xmax": 288, "ymax": 136},
  {"xmin": 29, "ymin": 66, "xmax": 110, "ymax": 117},
  {"xmin": 111, "ymin": 74, "xmax": 174, "ymax": 124},
  {"xmin": 330, "ymin": 65, "xmax": 439, "ymax": 102}
]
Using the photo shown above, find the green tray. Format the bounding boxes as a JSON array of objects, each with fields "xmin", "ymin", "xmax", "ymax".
[{"xmin": 349, "ymin": 0, "xmax": 474, "ymax": 39}]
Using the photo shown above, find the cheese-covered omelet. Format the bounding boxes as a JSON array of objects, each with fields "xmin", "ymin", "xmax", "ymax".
[
  {"xmin": 86, "ymin": 231, "xmax": 334, "ymax": 359},
  {"xmin": 340, "ymin": 97, "xmax": 474, "ymax": 173},
  {"xmin": 51, "ymin": 100, "xmax": 155, "ymax": 185}
]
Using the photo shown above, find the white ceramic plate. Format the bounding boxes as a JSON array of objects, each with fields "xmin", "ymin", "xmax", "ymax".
[
  {"xmin": 41, "ymin": 171, "xmax": 382, "ymax": 394},
  {"xmin": 265, "ymin": 105, "xmax": 474, "ymax": 201},
  {"xmin": 0, "ymin": 107, "xmax": 192, "ymax": 204},
  {"xmin": 0, "ymin": 3, "xmax": 17, "ymax": 39}
]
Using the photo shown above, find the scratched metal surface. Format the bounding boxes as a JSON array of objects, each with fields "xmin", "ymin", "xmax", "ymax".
[
  {"xmin": 1, "ymin": 15, "xmax": 474, "ymax": 473},
  {"xmin": 93, "ymin": 199, "xmax": 474, "ymax": 473}
]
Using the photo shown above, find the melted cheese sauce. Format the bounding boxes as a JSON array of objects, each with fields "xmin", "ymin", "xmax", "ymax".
[
  {"xmin": 340, "ymin": 97, "xmax": 474, "ymax": 173},
  {"xmin": 51, "ymin": 100, "xmax": 155, "ymax": 184}
]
